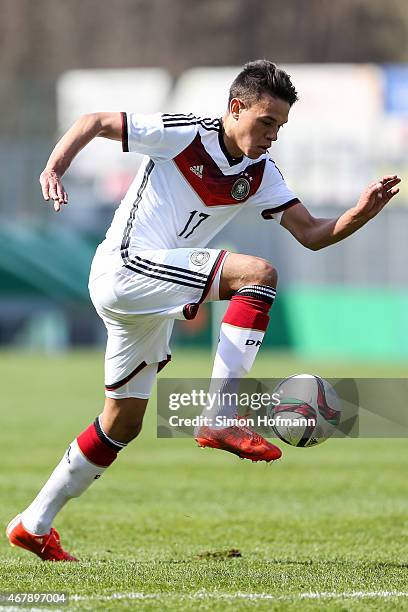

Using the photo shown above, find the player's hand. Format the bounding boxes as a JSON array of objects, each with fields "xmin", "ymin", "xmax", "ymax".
[
  {"xmin": 39, "ymin": 168, "xmax": 68, "ymax": 212},
  {"xmin": 353, "ymin": 175, "xmax": 401, "ymax": 220}
]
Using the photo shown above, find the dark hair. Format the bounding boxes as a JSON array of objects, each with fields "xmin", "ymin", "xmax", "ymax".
[{"xmin": 228, "ymin": 60, "xmax": 298, "ymax": 107}]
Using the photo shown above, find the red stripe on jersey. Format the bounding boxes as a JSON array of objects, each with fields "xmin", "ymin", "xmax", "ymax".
[{"xmin": 174, "ymin": 134, "xmax": 265, "ymax": 207}]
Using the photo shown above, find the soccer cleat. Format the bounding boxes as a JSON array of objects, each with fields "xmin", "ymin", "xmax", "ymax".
[
  {"xmin": 6, "ymin": 514, "xmax": 78, "ymax": 562},
  {"xmin": 195, "ymin": 425, "xmax": 282, "ymax": 462}
]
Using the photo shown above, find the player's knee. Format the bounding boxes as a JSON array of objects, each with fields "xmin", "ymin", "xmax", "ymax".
[
  {"xmin": 113, "ymin": 417, "xmax": 144, "ymax": 443},
  {"xmin": 102, "ymin": 397, "xmax": 147, "ymax": 443},
  {"xmin": 125, "ymin": 419, "xmax": 143, "ymax": 441},
  {"xmin": 247, "ymin": 258, "xmax": 277, "ymax": 288}
]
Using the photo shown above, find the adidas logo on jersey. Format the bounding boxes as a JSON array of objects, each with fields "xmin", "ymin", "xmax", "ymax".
[{"xmin": 190, "ymin": 165, "xmax": 203, "ymax": 179}]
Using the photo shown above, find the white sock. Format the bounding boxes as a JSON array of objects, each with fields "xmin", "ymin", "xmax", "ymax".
[
  {"xmin": 203, "ymin": 323, "xmax": 265, "ymax": 427},
  {"xmin": 21, "ymin": 439, "xmax": 106, "ymax": 535},
  {"xmin": 200, "ymin": 285, "xmax": 275, "ymax": 430}
]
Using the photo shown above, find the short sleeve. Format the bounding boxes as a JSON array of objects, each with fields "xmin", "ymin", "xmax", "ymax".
[
  {"xmin": 250, "ymin": 158, "xmax": 300, "ymax": 223},
  {"xmin": 121, "ymin": 112, "xmax": 198, "ymax": 161}
]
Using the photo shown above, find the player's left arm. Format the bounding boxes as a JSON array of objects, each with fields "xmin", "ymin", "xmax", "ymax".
[
  {"xmin": 40, "ymin": 112, "xmax": 123, "ymax": 211},
  {"xmin": 280, "ymin": 175, "xmax": 401, "ymax": 250}
]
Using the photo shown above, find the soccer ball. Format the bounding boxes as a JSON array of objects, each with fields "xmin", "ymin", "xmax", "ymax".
[{"xmin": 268, "ymin": 374, "xmax": 342, "ymax": 447}]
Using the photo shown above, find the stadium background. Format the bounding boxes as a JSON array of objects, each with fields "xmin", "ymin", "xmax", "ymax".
[
  {"xmin": 1, "ymin": 1, "xmax": 408, "ymax": 608},
  {"xmin": 1, "ymin": 0, "xmax": 407, "ymax": 360}
]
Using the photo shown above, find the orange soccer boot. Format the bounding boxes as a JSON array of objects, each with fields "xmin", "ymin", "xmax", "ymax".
[
  {"xmin": 195, "ymin": 423, "xmax": 282, "ymax": 462},
  {"xmin": 6, "ymin": 514, "xmax": 78, "ymax": 562}
]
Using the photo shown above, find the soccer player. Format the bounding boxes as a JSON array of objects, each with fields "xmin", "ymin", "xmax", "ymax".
[{"xmin": 7, "ymin": 60, "xmax": 400, "ymax": 561}]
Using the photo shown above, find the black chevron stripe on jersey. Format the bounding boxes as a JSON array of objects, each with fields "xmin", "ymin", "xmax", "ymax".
[
  {"xmin": 198, "ymin": 124, "xmax": 220, "ymax": 133},
  {"xmin": 163, "ymin": 121, "xmax": 219, "ymax": 132},
  {"xmin": 162, "ymin": 119, "xmax": 218, "ymax": 127},
  {"xmin": 126, "ymin": 260, "xmax": 206, "ymax": 286},
  {"xmin": 130, "ymin": 254, "xmax": 208, "ymax": 279},
  {"xmin": 162, "ymin": 113, "xmax": 218, "ymax": 125},
  {"xmin": 198, "ymin": 118, "xmax": 220, "ymax": 130},
  {"xmin": 121, "ymin": 159, "xmax": 155, "ymax": 258},
  {"xmin": 164, "ymin": 121, "xmax": 219, "ymax": 132},
  {"xmin": 162, "ymin": 114, "xmax": 220, "ymax": 132},
  {"xmin": 162, "ymin": 113, "xmax": 196, "ymax": 121},
  {"xmin": 200, "ymin": 117, "xmax": 220, "ymax": 126},
  {"xmin": 124, "ymin": 262, "xmax": 207, "ymax": 290}
]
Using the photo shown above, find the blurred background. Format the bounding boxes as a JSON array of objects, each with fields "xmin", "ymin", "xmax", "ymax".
[{"xmin": 1, "ymin": 0, "xmax": 407, "ymax": 362}]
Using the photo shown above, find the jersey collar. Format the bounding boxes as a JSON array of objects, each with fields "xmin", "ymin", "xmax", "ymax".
[{"xmin": 218, "ymin": 120, "xmax": 244, "ymax": 167}]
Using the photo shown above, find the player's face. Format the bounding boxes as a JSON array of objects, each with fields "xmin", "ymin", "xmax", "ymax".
[{"xmin": 231, "ymin": 94, "xmax": 290, "ymax": 159}]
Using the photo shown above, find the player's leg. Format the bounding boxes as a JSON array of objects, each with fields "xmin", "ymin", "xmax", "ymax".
[
  {"xmin": 196, "ymin": 253, "xmax": 281, "ymax": 461},
  {"xmin": 218, "ymin": 252, "xmax": 277, "ymax": 299},
  {"xmin": 210, "ymin": 251, "xmax": 277, "ymax": 387},
  {"xmin": 19, "ymin": 393, "xmax": 150, "ymax": 528},
  {"xmin": 7, "ymin": 361, "xmax": 158, "ymax": 561},
  {"xmin": 100, "ymin": 396, "xmax": 147, "ymax": 442},
  {"xmin": 215, "ymin": 252, "xmax": 277, "ymax": 379},
  {"xmin": 7, "ymin": 256, "xmax": 177, "ymax": 560},
  {"xmin": 128, "ymin": 246, "xmax": 280, "ymax": 462}
]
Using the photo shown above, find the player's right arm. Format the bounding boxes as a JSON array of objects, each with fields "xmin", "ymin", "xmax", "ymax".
[{"xmin": 40, "ymin": 112, "xmax": 122, "ymax": 211}]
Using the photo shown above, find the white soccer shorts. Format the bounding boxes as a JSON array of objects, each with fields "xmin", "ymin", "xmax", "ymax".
[{"xmin": 88, "ymin": 247, "xmax": 228, "ymax": 399}]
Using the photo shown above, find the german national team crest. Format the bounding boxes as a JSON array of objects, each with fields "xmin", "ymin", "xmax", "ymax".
[
  {"xmin": 190, "ymin": 250, "xmax": 210, "ymax": 266},
  {"xmin": 231, "ymin": 177, "xmax": 250, "ymax": 201}
]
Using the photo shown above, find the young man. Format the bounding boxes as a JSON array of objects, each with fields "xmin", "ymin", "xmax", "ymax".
[{"xmin": 6, "ymin": 60, "xmax": 400, "ymax": 561}]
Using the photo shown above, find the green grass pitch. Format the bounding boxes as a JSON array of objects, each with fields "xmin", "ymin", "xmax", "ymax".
[{"xmin": 1, "ymin": 349, "xmax": 408, "ymax": 611}]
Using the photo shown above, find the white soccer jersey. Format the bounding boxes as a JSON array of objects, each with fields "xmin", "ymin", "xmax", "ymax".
[
  {"xmin": 90, "ymin": 113, "xmax": 299, "ymax": 393},
  {"xmin": 101, "ymin": 112, "xmax": 299, "ymax": 259}
]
